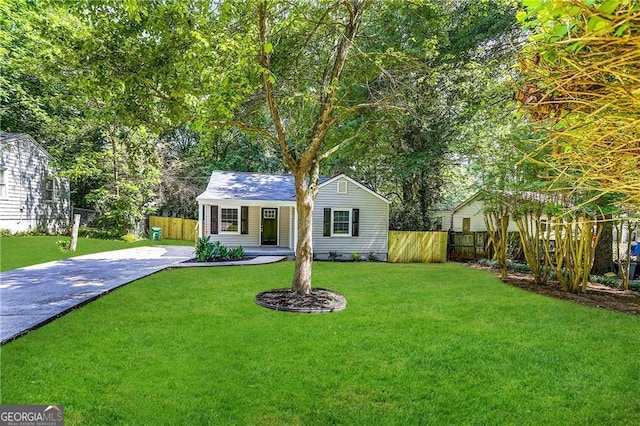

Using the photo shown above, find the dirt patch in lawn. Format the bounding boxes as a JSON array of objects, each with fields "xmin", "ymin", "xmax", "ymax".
[
  {"xmin": 255, "ymin": 288, "xmax": 347, "ymax": 313},
  {"xmin": 473, "ymin": 265, "xmax": 640, "ymax": 316}
]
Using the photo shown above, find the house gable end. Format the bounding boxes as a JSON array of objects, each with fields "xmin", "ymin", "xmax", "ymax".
[
  {"xmin": 0, "ymin": 133, "xmax": 55, "ymax": 164},
  {"xmin": 318, "ymin": 174, "xmax": 390, "ymax": 204}
]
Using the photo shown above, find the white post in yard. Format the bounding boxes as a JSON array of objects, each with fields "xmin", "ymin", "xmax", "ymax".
[{"xmin": 70, "ymin": 214, "xmax": 81, "ymax": 251}]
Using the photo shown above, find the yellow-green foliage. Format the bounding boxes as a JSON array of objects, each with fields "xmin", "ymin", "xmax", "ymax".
[{"xmin": 517, "ymin": 0, "xmax": 640, "ymax": 207}]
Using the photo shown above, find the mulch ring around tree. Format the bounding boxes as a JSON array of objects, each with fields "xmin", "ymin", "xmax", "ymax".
[
  {"xmin": 472, "ymin": 265, "xmax": 640, "ymax": 316},
  {"xmin": 255, "ymin": 288, "xmax": 347, "ymax": 313}
]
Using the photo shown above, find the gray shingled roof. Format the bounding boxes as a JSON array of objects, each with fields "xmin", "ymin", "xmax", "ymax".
[
  {"xmin": 0, "ymin": 132, "xmax": 28, "ymax": 142},
  {"xmin": 197, "ymin": 170, "xmax": 329, "ymax": 202}
]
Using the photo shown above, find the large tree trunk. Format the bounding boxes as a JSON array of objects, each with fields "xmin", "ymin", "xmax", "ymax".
[
  {"xmin": 291, "ymin": 166, "xmax": 320, "ymax": 295},
  {"xmin": 256, "ymin": 0, "xmax": 367, "ymax": 295},
  {"xmin": 292, "ymin": 185, "xmax": 314, "ymax": 295}
]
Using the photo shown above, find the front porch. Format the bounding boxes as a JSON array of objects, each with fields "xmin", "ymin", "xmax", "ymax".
[{"xmin": 197, "ymin": 203, "xmax": 297, "ymax": 253}]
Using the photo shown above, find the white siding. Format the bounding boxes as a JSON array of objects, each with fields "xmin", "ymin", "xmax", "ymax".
[
  {"xmin": 433, "ymin": 209, "xmax": 453, "ymax": 231},
  {"xmin": 279, "ymin": 206, "xmax": 291, "ymax": 248},
  {"xmin": 451, "ymin": 200, "xmax": 485, "ymax": 232},
  {"xmin": 201, "ymin": 204, "xmax": 293, "ymax": 248},
  {"xmin": 0, "ymin": 135, "xmax": 70, "ymax": 233},
  {"xmin": 451, "ymin": 199, "xmax": 519, "ymax": 233},
  {"xmin": 313, "ymin": 178, "xmax": 389, "ymax": 260}
]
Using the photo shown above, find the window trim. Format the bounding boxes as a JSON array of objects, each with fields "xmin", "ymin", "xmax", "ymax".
[
  {"xmin": 0, "ymin": 168, "xmax": 7, "ymax": 199},
  {"xmin": 45, "ymin": 176, "xmax": 55, "ymax": 203},
  {"xmin": 331, "ymin": 208, "xmax": 352, "ymax": 237},
  {"xmin": 219, "ymin": 206, "xmax": 241, "ymax": 234}
]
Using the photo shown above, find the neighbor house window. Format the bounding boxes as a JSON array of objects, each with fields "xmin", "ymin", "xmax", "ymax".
[
  {"xmin": 434, "ymin": 217, "xmax": 443, "ymax": 231},
  {"xmin": 540, "ymin": 220, "xmax": 555, "ymax": 234},
  {"xmin": 45, "ymin": 176, "xmax": 55, "ymax": 202},
  {"xmin": 0, "ymin": 168, "xmax": 6, "ymax": 199},
  {"xmin": 462, "ymin": 217, "xmax": 470, "ymax": 233},
  {"xmin": 220, "ymin": 207, "xmax": 239, "ymax": 233}
]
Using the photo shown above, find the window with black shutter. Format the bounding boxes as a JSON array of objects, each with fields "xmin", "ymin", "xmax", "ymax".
[
  {"xmin": 352, "ymin": 208, "xmax": 359, "ymax": 236},
  {"xmin": 323, "ymin": 208, "xmax": 331, "ymax": 236},
  {"xmin": 210, "ymin": 205, "xmax": 218, "ymax": 234},
  {"xmin": 241, "ymin": 206, "xmax": 249, "ymax": 234}
]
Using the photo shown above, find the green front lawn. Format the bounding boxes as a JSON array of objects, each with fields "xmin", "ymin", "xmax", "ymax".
[
  {"xmin": 1, "ymin": 262, "xmax": 639, "ymax": 425},
  {"xmin": 0, "ymin": 236, "xmax": 194, "ymax": 271}
]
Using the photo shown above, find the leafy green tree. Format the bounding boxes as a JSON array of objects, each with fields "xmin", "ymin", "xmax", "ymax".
[
  {"xmin": 1, "ymin": 0, "xmax": 164, "ymax": 235},
  {"xmin": 156, "ymin": 126, "xmax": 283, "ymax": 219},
  {"xmin": 326, "ymin": 0, "xmax": 523, "ymax": 229},
  {"xmin": 50, "ymin": 0, "xmax": 441, "ymax": 294},
  {"xmin": 12, "ymin": 0, "xmax": 525, "ymax": 295}
]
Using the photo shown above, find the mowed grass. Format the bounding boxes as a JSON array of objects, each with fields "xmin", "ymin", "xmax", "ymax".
[
  {"xmin": 1, "ymin": 261, "xmax": 640, "ymax": 425},
  {"xmin": 0, "ymin": 236, "xmax": 193, "ymax": 271}
]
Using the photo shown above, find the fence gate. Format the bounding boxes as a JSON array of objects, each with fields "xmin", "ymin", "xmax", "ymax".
[{"xmin": 448, "ymin": 232, "xmax": 490, "ymax": 260}]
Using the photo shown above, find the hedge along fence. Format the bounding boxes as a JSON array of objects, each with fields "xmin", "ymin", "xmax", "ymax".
[
  {"xmin": 149, "ymin": 216, "xmax": 198, "ymax": 242},
  {"xmin": 388, "ymin": 231, "xmax": 448, "ymax": 263}
]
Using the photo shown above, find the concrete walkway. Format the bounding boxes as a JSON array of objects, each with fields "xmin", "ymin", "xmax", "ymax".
[{"xmin": 0, "ymin": 246, "xmax": 286, "ymax": 344}]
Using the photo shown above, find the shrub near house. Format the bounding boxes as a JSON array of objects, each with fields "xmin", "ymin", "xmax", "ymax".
[{"xmin": 195, "ymin": 236, "xmax": 244, "ymax": 262}]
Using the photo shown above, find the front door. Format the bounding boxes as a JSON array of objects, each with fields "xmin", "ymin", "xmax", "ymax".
[{"xmin": 261, "ymin": 208, "xmax": 278, "ymax": 245}]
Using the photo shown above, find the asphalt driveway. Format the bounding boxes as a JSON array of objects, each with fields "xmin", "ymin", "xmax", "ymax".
[{"xmin": 0, "ymin": 245, "xmax": 194, "ymax": 344}]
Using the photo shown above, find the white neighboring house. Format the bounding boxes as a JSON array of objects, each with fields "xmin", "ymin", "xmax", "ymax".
[
  {"xmin": 433, "ymin": 191, "xmax": 519, "ymax": 233},
  {"xmin": 196, "ymin": 171, "xmax": 391, "ymax": 260},
  {"xmin": 0, "ymin": 133, "xmax": 70, "ymax": 233}
]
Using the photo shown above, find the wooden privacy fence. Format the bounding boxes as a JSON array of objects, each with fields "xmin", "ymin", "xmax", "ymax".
[
  {"xmin": 149, "ymin": 216, "xmax": 198, "ymax": 242},
  {"xmin": 388, "ymin": 231, "xmax": 448, "ymax": 263},
  {"xmin": 448, "ymin": 231, "xmax": 490, "ymax": 261}
]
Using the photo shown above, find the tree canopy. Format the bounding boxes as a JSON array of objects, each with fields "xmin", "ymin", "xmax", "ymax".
[
  {"xmin": 516, "ymin": 0, "xmax": 640, "ymax": 208},
  {"xmin": 1, "ymin": 0, "xmax": 540, "ymax": 251}
]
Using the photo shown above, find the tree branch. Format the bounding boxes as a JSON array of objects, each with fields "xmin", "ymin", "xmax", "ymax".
[
  {"xmin": 302, "ymin": 0, "xmax": 370, "ymax": 167},
  {"xmin": 327, "ymin": 102, "xmax": 405, "ymax": 128},
  {"xmin": 258, "ymin": 0, "xmax": 297, "ymax": 170},
  {"xmin": 318, "ymin": 125, "xmax": 364, "ymax": 161},
  {"xmin": 209, "ymin": 120, "xmax": 279, "ymax": 145}
]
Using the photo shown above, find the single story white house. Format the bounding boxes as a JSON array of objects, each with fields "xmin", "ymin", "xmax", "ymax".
[
  {"xmin": 196, "ymin": 171, "xmax": 391, "ymax": 260},
  {"xmin": 0, "ymin": 133, "xmax": 70, "ymax": 233},
  {"xmin": 434, "ymin": 191, "xmax": 519, "ymax": 233}
]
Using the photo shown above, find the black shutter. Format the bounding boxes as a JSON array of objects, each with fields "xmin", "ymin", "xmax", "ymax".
[
  {"xmin": 241, "ymin": 206, "xmax": 249, "ymax": 234},
  {"xmin": 323, "ymin": 208, "xmax": 331, "ymax": 236},
  {"xmin": 352, "ymin": 208, "xmax": 359, "ymax": 237},
  {"xmin": 211, "ymin": 205, "xmax": 218, "ymax": 234}
]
